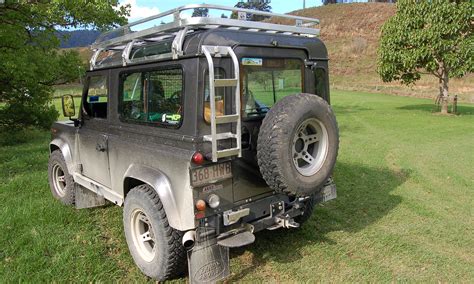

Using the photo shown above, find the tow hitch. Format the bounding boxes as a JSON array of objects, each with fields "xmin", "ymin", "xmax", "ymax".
[{"xmin": 266, "ymin": 200, "xmax": 301, "ymax": 230}]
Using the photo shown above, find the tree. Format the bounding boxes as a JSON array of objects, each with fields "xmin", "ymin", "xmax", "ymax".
[
  {"xmin": 377, "ymin": 0, "xmax": 473, "ymax": 114},
  {"xmin": 0, "ymin": 1, "xmax": 129, "ymax": 132},
  {"xmin": 232, "ymin": 0, "xmax": 272, "ymax": 22},
  {"xmin": 192, "ymin": 5, "xmax": 209, "ymax": 17}
]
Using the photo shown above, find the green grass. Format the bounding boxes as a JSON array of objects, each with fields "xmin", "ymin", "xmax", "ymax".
[
  {"xmin": 53, "ymin": 84, "xmax": 83, "ymax": 98},
  {"xmin": 1, "ymin": 91, "xmax": 473, "ymax": 282}
]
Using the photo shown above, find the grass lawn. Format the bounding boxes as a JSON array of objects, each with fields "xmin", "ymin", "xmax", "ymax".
[{"xmin": 1, "ymin": 90, "xmax": 473, "ymax": 282}]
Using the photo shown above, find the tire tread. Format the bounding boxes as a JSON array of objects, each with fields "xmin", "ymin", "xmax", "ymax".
[
  {"xmin": 257, "ymin": 94, "xmax": 339, "ymax": 196},
  {"xmin": 126, "ymin": 184, "xmax": 187, "ymax": 280}
]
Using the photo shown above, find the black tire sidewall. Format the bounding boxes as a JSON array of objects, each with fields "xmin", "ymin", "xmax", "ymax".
[
  {"xmin": 48, "ymin": 150, "xmax": 75, "ymax": 205},
  {"xmin": 281, "ymin": 98, "xmax": 338, "ymax": 194},
  {"xmin": 258, "ymin": 94, "xmax": 339, "ymax": 196},
  {"xmin": 123, "ymin": 186, "xmax": 178, "ymax": 280}
]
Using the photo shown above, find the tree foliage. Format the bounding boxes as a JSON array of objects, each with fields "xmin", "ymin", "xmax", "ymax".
[
  {"xmin": 232, "ymin": 0, "xmax": 272, "ymax": 21},
  {"xmin": 0, "ymin": 0, "xmax": 129, "ymax": 131},
  {"xmin": 192, "ymin": 6, "xmax": 209, "ymax": 17},
  {"xmin": 377, "ymin": 0, "xmax": 473, "ymax": 112}
]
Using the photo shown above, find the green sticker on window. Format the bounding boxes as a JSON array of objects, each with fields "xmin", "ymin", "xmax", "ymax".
[
  {"xmin": 162, "ymin": 113, "xmax": 181, "ymax": 124},
  {"xmin": 242, "ymin": 58, "xmax": 263, "ymax": 66}
]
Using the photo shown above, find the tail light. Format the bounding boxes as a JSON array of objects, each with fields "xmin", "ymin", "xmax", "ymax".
[
  {"xmin": 192, "ymin": 152, "xmax": 204, "ymax": 165},
  {"xmin": 195, "ymin": 199, "xmax": 206, "ymax": 211}
]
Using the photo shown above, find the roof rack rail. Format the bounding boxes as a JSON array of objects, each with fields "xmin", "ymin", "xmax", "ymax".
[{"xmin": 90, "ymin": 4, "xmax": 320, "ymax": 70}]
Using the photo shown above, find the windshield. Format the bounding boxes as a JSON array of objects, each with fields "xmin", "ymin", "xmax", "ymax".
[{"xmin": 242, "ymin": 58, "xmax": 303, "ymax": 118}]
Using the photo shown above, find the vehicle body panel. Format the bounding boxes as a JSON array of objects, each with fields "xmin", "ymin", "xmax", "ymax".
[{"xmin": 50, "ymin": 28, "xmax": 332, "ymax": 231}]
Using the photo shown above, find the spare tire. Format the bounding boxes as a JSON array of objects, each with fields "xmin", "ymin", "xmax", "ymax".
[{"xmin": 257, "ymin": 93, "xmax": 339, "ymax": 196}]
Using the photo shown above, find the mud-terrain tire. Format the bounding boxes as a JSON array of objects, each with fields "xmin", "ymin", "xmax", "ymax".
[
  {"xmin": 123, "ymin": 184, "xmax": 186, "ymax": 281},
  {"xmin": 48, "ymin": 150, "xmax": 75, "ymax": 205},
  {"xmin": 257, "ymin": 93, "xmax": 339, "ymax": 196}
]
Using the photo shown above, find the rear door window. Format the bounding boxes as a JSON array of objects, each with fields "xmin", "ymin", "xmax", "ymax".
[{"xmin": 242, "ymin": 58, "xmax": 303, "ymax": 118}]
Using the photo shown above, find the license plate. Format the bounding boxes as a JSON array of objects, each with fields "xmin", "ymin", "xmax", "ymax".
[{"xmin": 190, "ymin": 162, "xmax": 232, "ymax": 187}]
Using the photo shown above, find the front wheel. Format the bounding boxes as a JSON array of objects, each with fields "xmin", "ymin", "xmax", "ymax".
[
  {"xmin": 48, "ymin": 150, "xmax": 75, "ymax": 205},
  {"xmin": 123, "ymin": 184, "xmax": 186, "ymax": 281}
]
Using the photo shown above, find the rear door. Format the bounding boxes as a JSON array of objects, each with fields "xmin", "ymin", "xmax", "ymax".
[
  {"xmin": 234, "ymin": 48, "xmax": 307, "ymax": 201},
  {"xmin": 77, "ymin": 71, "xmax": 111, "ymax": 188}
]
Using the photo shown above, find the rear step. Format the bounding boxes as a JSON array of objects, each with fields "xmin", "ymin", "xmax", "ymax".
[{"xmin": 202, "ymin": 45, "xmax": 242, "ymax": 162}]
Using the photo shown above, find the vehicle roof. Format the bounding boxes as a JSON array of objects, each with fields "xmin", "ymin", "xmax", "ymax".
[
  {"xmin": 183, "ymin": 28, "xmax": 328, "ymax": 60},
  {"xmin": 89, "ymin": 4, "xmax": 326, "ymax": 71},
  {"xmin": 89, "ymin": 28, "xmax": 328, "ymax": 71}
]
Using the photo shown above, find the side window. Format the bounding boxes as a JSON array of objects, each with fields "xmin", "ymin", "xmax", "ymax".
[
  {"xmin": 120, "ymin": 67, "xmax": 183, "ymax": 127},
  {"xmin": 204, "ymin": 68, "xmax": 226, "ymax": 123},
  {"xmin": 314, "ymin": 68, "xmax": 328, "ymax": 99},
  {"xmin": 84, "ymin": 75, "xmax": 108, "ymax": 119}
]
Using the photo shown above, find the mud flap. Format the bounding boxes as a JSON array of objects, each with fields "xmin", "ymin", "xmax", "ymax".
[
  {"xmin": 75, "ymin": 184, "xmax": 106, "ymax": 209},
  {"xmin": 314, "ymin": 178, "xmax": 337, "ymax": 203},
  {"xmin": 188, "ymin": 237, "xmax": 230, "ymax": 283}
]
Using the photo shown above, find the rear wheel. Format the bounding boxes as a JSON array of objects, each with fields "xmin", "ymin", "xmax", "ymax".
[
  {"xmin": 48, "ymin": 150, "xmax": 75, "ymax": 205},
  {"xmin": 123, "ymin": 184, "xmax": 186, "ymax": 281}
]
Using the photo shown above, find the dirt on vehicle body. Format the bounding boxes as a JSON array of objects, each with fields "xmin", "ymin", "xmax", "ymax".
[{"xmin": 48, "ymin": 4, "xmax": 339, "ymax": 282}]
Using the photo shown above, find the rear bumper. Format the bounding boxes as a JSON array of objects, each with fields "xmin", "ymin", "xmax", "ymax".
[{"xmin": 195, "ymin": 179, "xmax": 337, "ymax": 242}]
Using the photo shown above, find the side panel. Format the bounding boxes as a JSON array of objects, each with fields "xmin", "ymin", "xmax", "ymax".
[
  {"xmin": 106, "ymin": 58, "xmax": 199, "ymax": 231},
  {"xmin": 77, "ymin": 121, "xmax": 111, "ymax": 187},
  {"xmin": 123, "ymin": 164, "xmax": 195, "ymax": 230}
]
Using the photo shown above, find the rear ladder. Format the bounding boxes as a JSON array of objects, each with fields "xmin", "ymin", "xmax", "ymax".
[{"xmin": 202, "ymin": 45, "xmax": 242, "ymax": 162}]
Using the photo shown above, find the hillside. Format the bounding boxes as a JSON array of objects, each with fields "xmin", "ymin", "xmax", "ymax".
[
  {"xmin": 58, "ymin": 30, "xmax": 100, "ymax": 48},
  {"xmin": 290, "ymin": 3, "xmax": 473, "ymax": 102}
]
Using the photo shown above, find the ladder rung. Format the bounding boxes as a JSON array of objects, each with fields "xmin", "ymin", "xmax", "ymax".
[
  {"xmin": 214, "ymin": 79, "xmax": 238, "ymax": 87},
  {"xmin": 216, "ymin": 114, "xmax": 239, "ymax": 124},
  {"xmin": 217, "ymin": 148, "xmax": 240, "ymax": 158},
  {"xmin": 203, "ymin": 132, "xmax": 237, "ymax": 142}
]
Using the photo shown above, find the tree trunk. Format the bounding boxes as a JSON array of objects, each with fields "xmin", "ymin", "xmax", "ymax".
[{"xmin": 439, "ymin": 68, "xmax": 449, "ymax": 114}]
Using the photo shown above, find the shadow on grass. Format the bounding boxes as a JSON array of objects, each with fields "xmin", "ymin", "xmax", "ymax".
[
  {"xmin": 397, "ymin": 104, "xmax": 474, "ymax": 115},
  {"xmin": 228, "ymin": 162, "xmax": 408, "ymax": 281}
]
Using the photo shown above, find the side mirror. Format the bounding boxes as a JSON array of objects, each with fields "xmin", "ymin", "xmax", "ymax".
[{"xmin": 61, "ymin": 95, "xmax": 76, "ymax": 118}]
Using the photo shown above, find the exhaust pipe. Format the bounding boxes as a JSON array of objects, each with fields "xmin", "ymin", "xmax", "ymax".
[{"xmin": 182, "ymin": 230, "xmax": 196, "ymax": 250}]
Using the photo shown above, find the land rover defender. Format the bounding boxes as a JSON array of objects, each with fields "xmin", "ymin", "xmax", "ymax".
[{"xmin": 48, "ymin": 4, "xmax": 339, "ymax": 282}]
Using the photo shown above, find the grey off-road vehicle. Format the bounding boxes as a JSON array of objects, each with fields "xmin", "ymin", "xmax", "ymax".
[{"xmin": 49, "ymin": 4, "xmax": 338, "ymax": 282}]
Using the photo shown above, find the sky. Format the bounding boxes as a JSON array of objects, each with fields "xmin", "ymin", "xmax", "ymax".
[{"xmin": 120, "ymin": 0, "xmax": 325, "ymax": 22}]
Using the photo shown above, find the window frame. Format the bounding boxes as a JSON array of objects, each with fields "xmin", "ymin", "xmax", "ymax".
[
  {"xmin": 118, "ymin": 65, "xmax": 185, "ymax": 129},
  {"xmin": 81, "ymin": 74, "xmax": 109, "ymax": 120},
  {"xmin": 314, "ymin": 66, "xmax": 329, "ymax": 101}
]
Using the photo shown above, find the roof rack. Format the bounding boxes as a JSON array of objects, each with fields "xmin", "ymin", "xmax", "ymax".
[{"xmin": 90, "ymin": 4, "xmax": 320, "ymax": 70}]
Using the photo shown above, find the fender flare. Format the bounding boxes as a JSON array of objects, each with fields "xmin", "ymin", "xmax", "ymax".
[
  {"xmin": 50, "ymin": 139, "xmax": 75, "ymax": 174},
  {"xmin": 123, "ymin": 164, "xmax": 194, "ymax": 231}
]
